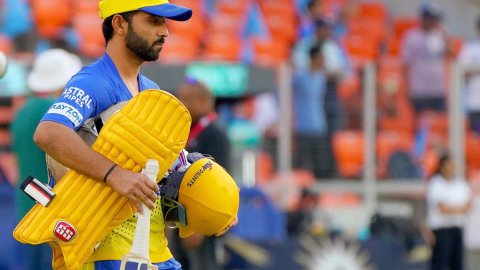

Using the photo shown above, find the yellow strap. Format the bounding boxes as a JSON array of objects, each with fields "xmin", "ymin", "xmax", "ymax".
[{"xmin": 13, "ymin": 90, "xmax": 191, "ymax": 270}]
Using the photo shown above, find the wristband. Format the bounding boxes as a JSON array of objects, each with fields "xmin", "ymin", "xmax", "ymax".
[{"xmin": 103, "ymin": 164, "xmax": 117, "ymax": 183}]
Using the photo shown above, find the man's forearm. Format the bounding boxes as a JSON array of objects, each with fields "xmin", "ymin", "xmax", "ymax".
[{"xmin": 34, "ymin": 121, "xmax": 114, "ymax": 182}]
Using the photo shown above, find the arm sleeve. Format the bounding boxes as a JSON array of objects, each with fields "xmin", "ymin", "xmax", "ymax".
[
  {"xmin": 40, "ymin": 75, "xmax": 101, "ymax": 130},
  {"xmin": 202, "ymin": 128, "xmax": 231, "ymax": 171}
]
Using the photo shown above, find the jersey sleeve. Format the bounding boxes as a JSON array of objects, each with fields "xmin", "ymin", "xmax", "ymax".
[{"xmin": 40, "ymin": 74, "xmax": 101, "ymax": 130}]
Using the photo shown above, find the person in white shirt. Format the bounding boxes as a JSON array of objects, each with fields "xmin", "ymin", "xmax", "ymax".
[
  {"xmin": 458, "ymin": 16, "xmax": 480, "ymax": 135},
  {"xmin": 426, "ymin": 153, "xmax": 472, "ymax": 270}
]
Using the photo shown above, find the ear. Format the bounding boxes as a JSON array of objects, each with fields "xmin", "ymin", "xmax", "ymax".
[{"xmin": 111, "ymin": 14, "xmax": 128, "ymax": 36}]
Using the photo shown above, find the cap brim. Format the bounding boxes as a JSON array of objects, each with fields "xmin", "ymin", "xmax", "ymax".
[
  {"xmin": 140, "ymin": 4, "xmax": 192, "ymax": 21},
  {"xmin": 178, "ymin": 225, "xmax": 195, "ymax": 238}
]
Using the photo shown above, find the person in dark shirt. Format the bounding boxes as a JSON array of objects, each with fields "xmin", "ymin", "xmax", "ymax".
[{"xmin": 169, "ymin": 78, "xmax": 232, "ymax": 270}]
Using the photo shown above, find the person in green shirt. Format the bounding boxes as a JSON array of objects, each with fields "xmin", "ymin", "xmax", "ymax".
[{"xmin": 11, "ymin": 48, "xmax": 82, "ymax": 270}]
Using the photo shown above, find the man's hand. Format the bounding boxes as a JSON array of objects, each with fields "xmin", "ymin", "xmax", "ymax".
[{"xmin": 105, "ymin": 166, "xmax": 159, "ymax": 212}]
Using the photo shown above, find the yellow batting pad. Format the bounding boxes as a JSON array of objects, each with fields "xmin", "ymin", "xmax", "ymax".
[{"xmin": 13, "ymin": 90, "xmax": 191, "ymax": 270}]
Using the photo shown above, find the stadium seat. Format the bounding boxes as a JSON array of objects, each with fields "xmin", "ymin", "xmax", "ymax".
[
  {"xmin": 386, "ymin": 36, "xmax": 402, "ymax": 56},
  {"xmin": 72, "ymin": 14, "xmax": 105, "ymax": 58},
  {"xmin": 377, "ymin": 131, "xmax": 413, "ymax": 162},
  {"xmin": 392, "ymin": 17, "xmax": 418, "ymax": 41},
  {"xmin": 466, "ymin": 132, "xmax": 480, "ymax": 169},
  {"xmin": 449, "ymin": 36, "xmax": 464, "ymax": 57},
  {"xmin": 160, "ymin": 35, "xmax": 199, "ymax": 64},
  {"xmin": 167, "ymin": 15, "xmax": 205, "ymax": 42},
  {"xmin": 258, "ymin": 0, "xmax": 296, "ymax": 19},
  {"xmin": 346, "ymin": 17, "xmax": 386, "ymax": 47},
  {"xmin": 337, "ymin": 74, "xmax": 360, "ymax": 101},
  {"xmin": 262, "ymin": 13, "xmax": 297, "ymax": 45},
  {"xmin": 332, "ymin": 130, "xmax": 364, "ymax": 178},
  {"xmin": 215, "ymin": 0, "xmax": 251, "ymax": 17},
  {"xmin": 418, "ymin": 111, "xmax": 449, "ymax": 137},
  {"xmin": 73, "ymin": 0, "xmax": 99, "ymax": 13},
  {"xmin": 31, "ymin": 0, "xmax": 71, "ymax": 39},
  {"xmin": 377, "ymin": 97, "xmax": 415, "ymax": 136},
  {"xmin": 376, "ymin": 130, "xmax": 414, "ymax": 178},
  {"xmin": 251, "ymin": 37, "xmax": 289, "ymax": 67},
  {"xmin": 202, "ymin": 33, "xmax": 242, "ymax": 61},
  {"xmin": 256, "ymin": 151, "xmax": 274, "ymax": 184},
  {"xmin": 342, "ymin": 34, "xmax": 378, "ymax": 67},
  {"xmin": 208, "ymin": 12, "xmax": 246, "ymax": 36},
  {"xmin": 355, "ymin": 1, "xmax": 388, "ymax": 21},
  {"xmin": 170, "ymin": 0, "xmax": 203, "ymax": 12}
]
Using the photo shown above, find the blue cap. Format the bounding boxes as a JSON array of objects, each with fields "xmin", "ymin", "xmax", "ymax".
[
  {"xmin": 140, "ymin": 4, "xmax": 192, "ymax": 21},
  {"xmin": 420, "ymin": 3, "xmax": 442, "ymax": 19}
]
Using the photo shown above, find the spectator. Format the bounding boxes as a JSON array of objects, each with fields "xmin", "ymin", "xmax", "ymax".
[
  {"xmin": 293, "ymin": 17, "xmax": 348, "ymax": 176},
  {"xmin": 293, "ymin": 17, "xmax": 349, "ymax": 80},
  {"xmin": 11, "ymin": 48, "xmax": 82, "ymax": 270},
  {"xmin": 426, "ymin": 153, "xmax": 472, "ymax": 270},
  {"xmin": 298, "ymin": 0, "xmax": 323, "ymax": 39},
  {"xmin": 292, "ymin": 44, "xmax": 331, "ymax": 179},
  {"xmin": 169, "ymin": 78, "xmax": 232, "ymax": 270},
  {"xmin": 401, "ymin": 3, "xmax": 453, "ymax": 114},
  {"xmin": 458, "ymin": 15, "xmax": 480, "ymax": 135}
]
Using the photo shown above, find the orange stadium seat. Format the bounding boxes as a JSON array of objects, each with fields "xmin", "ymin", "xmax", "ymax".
[
  {"xmin": 386, "ymin": 36, "xmax": 402, "ymax": 56},
  {"xmin": 215, "ymin": 0, "xmax": 251, "ymax": 16},
  {"xmin": 346, "ymin": 17, "xmax": 386, "ymax": 46},
  {"xmin": 449, "ymin": 36, "xmax": 464, "ymax": 57},
  {"xmin": 342, "ymin": 35, "xmax": 378, "ymax": 67},
  {"xmin": 256, "ymin": 150, "xmax": 275, "ymax": 184},
  {"xmin": 392, "ymin": 17, "xmax": 419, "ymax": 41},
  {"xmin": 170, "ymin": 0, "xmax": 203, "ymax": 12},
  {"xmin": 376, "ymin": 130, "xmax": 414, "ymax": 178},
  {"xmin": 208, "ymin": 12, "xmax": 245, "ymax": 36},
  {"xmin": 356, "ymin": 1, "xmax": 388, "ymax": 21},
  {"xmin": 167, "ymin": 16, "xmax": 204, "ymax": 42},
  {"xmin": 466, "ymin": 132, "xmax": 480, "ymax": 169},
  {"xmin": 262, "ymin": 13, "xmax": 297, "ymax": 45},
  {"xmin": 73, "ymin": 14, "xmax": 105, "ymax": 58},
  {"xmin": 333, "ymin": 130, "xmax": 364, "ymax": 178},
  {"xmin": 258, "ymin": 0, "xmax": 296, "ymax": 18},
  {"xmin": 377, "ymin": 131, "xmax": 413, "ymax": 162},
  {"xmin": 418, "ymin": 111, "xmax": 449, "ymax": 137},
  {"xmin": 377, "ymin": 97, "xmax": 415, "ymax": 135},
  {"xmin": 31, "ymin": 0, "xmax": 71, "ymax": 39},
  {"xmin": 338, "ymin": 74, "xmax": 360, "ymax": 101},
  {"xmin": 73, "ymin": 0, "xmax": 99, "ymax": 13},
  {"xmin": 159, "ymin": 35, "xmax": 199, "ymax": 64},
  {"xmin": 251, "ymin": 37, "xmax": 289, "ymax": 67},
  {"xmin": 203, "ymin": 33, "xmax": 242, "ymax": 61},
  {"xmin": 423, "ymin": 148, "xmax": 441, "ymax": 178}
]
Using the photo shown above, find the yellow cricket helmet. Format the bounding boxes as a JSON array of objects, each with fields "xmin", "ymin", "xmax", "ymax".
[{"xmin": 169, "ymin": 158, "xmax": 240, "ymax": 238}]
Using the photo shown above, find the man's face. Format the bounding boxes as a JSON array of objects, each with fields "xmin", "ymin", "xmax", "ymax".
[{"xmin": 125, "ymin": 12, "xmax": 168, "ymax": 61}]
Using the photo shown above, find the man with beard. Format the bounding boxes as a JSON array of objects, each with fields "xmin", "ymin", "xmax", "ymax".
[{"xmin": 32, "ymin": 1, "xmax": 196, "ymax": 269}]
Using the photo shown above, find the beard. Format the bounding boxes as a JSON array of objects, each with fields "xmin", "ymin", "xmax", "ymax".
[{"xmin": 125, "ymin": 24, "xmax": 164, "ymax": 62}]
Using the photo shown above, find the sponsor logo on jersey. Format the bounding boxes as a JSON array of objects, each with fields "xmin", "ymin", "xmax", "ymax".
[
  {"xmin": 63, "ymin": 87, "xmax": 92, "ymax": 109},
  {"xmin": 54, "ymin": 221, "xmax": 77, "ymax": 242},
  {"xmin": 48, "ymin": 102, "xmax": 84, "ymax": 127}
]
